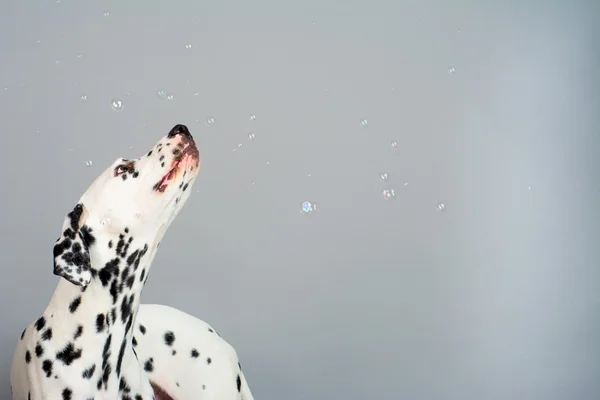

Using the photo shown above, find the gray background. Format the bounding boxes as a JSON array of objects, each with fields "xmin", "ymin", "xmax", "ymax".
[{"xmin": 0, "ymin": 0, "xmax": 599, "ymax": 399}]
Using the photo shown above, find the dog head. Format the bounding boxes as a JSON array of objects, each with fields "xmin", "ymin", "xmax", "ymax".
[{"xmin": 53, "ymin": 124, "xmax": 200, "ymax": 286}]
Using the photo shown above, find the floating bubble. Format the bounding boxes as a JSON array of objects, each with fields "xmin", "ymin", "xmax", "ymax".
[
  {"xmin": 301, "ymin": 201, "xmax": 316, "ymax": 214},
  {"xmin": 185, "ymin": 44, "xmax": 192, "ymax": 49},
  {"xmin": 360, "ymin": 119, "xmax": 368, "ymax": 127},
  {"xmin": 390, "ymin": 141, "xmax": 398, "ymax": 148},
  {"xmin": 103, "ymin": 11, "xmax": 110, "ymax": 17},
  {"xmin": 85, "ymin": 160, "xmax": 93, "ymax": 167},
  {"xmin": 448, "ymin": 67, "xmax": 456, "ymax": 75},
  {"xmin": 111, "ymin": 99, "xmax": 123, "ymax": 111},
  {"xmin": 380, "ymin": 172, "xmax": 388, "ymax": 182},
  {"xmin": 157, "ymin": 90, "xmax": 173, "ymax": 100},
  {"xmin": 436, "ymin": 202, "xmax": 446, "ymax": 212},
  {"xmin": 237, "ymin": 143, "xmax": 243, "ymax": 148},
  {"xmin": 249, "ymin": 114, "xmax": 256, "ymax": 121},
  {"xmin": 80, "ymin": 94, "xmax": 87, "ymax": 101},
  {"xmin": 382, "ymin": 188, "xmax": 396, "ymax": 199},
  {"xmin": 248, "ymin": 132, "xmax": 256, "ymax": 140},
  {"xmin": 206, "ymin": 116, "xmax": 215, "ymax": 126}
]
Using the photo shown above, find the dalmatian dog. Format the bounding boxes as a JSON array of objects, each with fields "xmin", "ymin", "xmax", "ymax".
[{"xmin": 10, "ymin": 124, "xmax": 253, "ymax": 399}]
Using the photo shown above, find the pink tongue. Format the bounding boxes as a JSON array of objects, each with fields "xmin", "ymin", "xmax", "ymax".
[{"xmin": 157, "ymin": 163, "xmax": 179, "ymax": 191}]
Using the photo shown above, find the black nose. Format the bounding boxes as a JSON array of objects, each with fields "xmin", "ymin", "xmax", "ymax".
[{"xmin": 168, "ymin": 124, "xmax": 192, "ymax": 139}]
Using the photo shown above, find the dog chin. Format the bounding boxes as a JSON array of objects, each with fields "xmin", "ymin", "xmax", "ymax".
[{"xmin": 152, "ymin": 223, "xmax": 167, "ymax": 249}]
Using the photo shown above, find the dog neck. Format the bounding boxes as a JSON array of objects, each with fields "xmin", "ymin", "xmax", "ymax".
[{"xmin": 44, "ymin": 228, "xmax": 158, "ymax": 396}]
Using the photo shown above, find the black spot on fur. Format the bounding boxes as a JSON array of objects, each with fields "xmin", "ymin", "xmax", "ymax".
[
  {"xmin": 237, "ymin": 374, "xmax": 241, "ymax": 392},
  {"xmin": 74, "ymin": 325, "xmax": 84, "ymax": 340},
  {"xmin": 120, "ymin": 294, "xmax": 135, "ymax": 324},
  {"xmin": 124, "ymin": 313, "xmax": 134, "ymax": 335},
  {"xmin": 35, "ymin": 343, "xmax": 44, "ymax": 357},
  {"xmin": 82, "ymin": 363, "xmax": 96, "ymax": 379},
  {"xmin": 42, "ymin": 359, "xmax": 53, "ymax": 377},
  {"xmin": 95, "ymin": 314, "xmax": 105, "ymax": 333},
  {"xmin": 41, "ymin": 328, "xmax": 53, "ymax": 341},
  {"xmin": 164, "ymin": 331, "xmax": 175, "ymax": 346},
  {"xmin": 191, "ymin": 349, "xmax": 199, "ymax": 358},
  {"xmin": 207, "ymin": 357, "xmax": 212, "ymax": 365},
  {"xmin": 143, "ymin": 358, "xmax": 154, "ymax": 372},
  {"xmin": 116, "ymin": 337, "xmax": 127, "ymax": 377},
  {"xmin": 56, "ymin": 342, "xmax": 82, "ymax": 365},
  {"xmin": 80, "ymin": 225, "xmax": 96, "ymax": 246},
  {"xmin": 68, "ymin": 296, "xmax": 82, "ymax": 313},
  {"xmin": 99, "ymin": 258, "xmax": 120, "ymax": 287},
  {"xmin": 109, "ymin": 280, "xmax": 121, "ymax": 304},
  {"xmin": 20, "ymin": 328, "xmax": 26, "ymax": 340},
  {"xmin": 25, "ymin": 351, "xmax": 31, "ymax": 363},
  {"xmin": 35, "ymin": 316, "xmax": 46, "ymax": 331},
  {"xmin": 98, "ymin": 333, "xmax": 112, "ymax": 389},
  {"xmin": 101, "ymin": 333, "xmax": 112, "ymax": 368},
  {"xmin": 62, "ymin": 387, "xmax": 72, "ymax": 400},
  {"xmin": 139, "ymin": 324, "xmax": 146, "ymax": 334},
  {"xmin": 126, "ymin": 249, "xmax": 139, "ymax": 267}
]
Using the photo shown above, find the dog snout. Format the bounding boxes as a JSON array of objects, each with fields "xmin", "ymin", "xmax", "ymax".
[{"xmin": 168, "ymin": 124, "xmax": 192, "ymax": 139}]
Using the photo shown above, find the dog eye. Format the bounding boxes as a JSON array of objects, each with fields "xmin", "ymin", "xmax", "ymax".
[{"xmin": 114, "ymin": 165, "xmax": 130, "ymax": 175}]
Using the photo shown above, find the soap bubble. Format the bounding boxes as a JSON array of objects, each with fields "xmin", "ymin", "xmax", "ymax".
[
  {"xmin": 301, "ymin": 201, "xmax": 317, "ymax": 214},
  {"xmin": 111, "ymin": 99, "xmax": 123, "ymax": 111}
]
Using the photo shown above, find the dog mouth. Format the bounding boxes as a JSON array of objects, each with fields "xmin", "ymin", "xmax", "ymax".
[{"xmin": 153, "ymin": 141, "xmax": 199, "ymax": 193}]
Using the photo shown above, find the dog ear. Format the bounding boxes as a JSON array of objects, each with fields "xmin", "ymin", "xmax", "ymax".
[{"xmin": 53, "ymin": 203, "xmax": 93, "ymax": 287}]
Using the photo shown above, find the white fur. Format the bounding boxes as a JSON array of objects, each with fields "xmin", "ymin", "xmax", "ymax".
[{"xmin": 134, "ymin": 304, "xmax": 255, "ymax": 400}]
